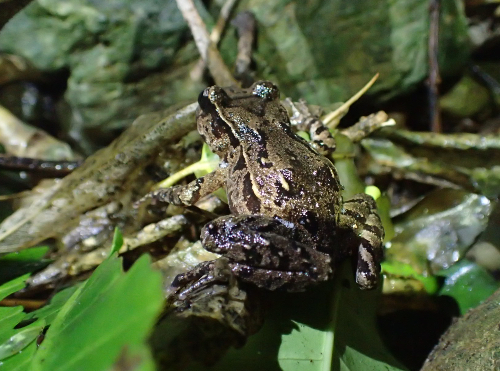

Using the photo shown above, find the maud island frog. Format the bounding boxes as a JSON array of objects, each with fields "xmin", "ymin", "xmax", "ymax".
[{"xmin": 144, "ymin": 81, "xmax": 384, "ymax": 293}]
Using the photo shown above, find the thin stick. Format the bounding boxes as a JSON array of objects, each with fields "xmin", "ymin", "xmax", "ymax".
[
  {"xmin": 0, "ymin": 190, "xmax": 31, "ymax": 201},
  {"xmin": 190, "ymin": 0, "xmax": 238, "ymax": 81},
  {"xmin": 176, "ymin": 0, "xmax": 210, "ymax": 59},
  {"xmin": 322, "ymin": 73, "xmax": 379, "ymax": 127},
  {"xmin": 176, "ymin": 0, "xmax": 237, "ymax": 86},
  {"xmin": 211, "ymin": 0, "xmax": 238, "ymax": 44},
  {"xmin": 0, "ymin": 298, "xmax": 46, "ymax": 310}
]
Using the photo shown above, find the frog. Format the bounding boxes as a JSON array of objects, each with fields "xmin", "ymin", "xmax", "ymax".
[{"xmin": 142, "ymin": 81, "xmax": 384, "ymax": 293}]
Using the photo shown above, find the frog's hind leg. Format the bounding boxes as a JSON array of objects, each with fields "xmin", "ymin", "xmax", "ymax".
[
  {"xmin": 228, "ymin": 264, "xmax": 328, "ymax": 292},
  {"xmin": 340, "ymin": 193, "xmax": 384, "ymax": 290},
  {"xmin": 201, "ymin": 215, "xmax": 333, "ymax": 291}
]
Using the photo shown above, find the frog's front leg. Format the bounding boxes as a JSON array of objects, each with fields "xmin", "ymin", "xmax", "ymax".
[
  {"xmin": 201, "ymin": 215, "xmax": 332, "ymax": 291},
  {"xmin": 339, "ymin": 193, "xmax": 384, "ymax": 290},
  {"xmin": 287, "ymin": 99, "xmax": 336, "ymax": 156},
  {"xmin": 139, "ymin": 167, "xmax": 227, "ymax": 206}
]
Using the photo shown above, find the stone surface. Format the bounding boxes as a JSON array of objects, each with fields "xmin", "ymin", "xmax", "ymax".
[{"xmin": 421, "ymin": 287, "xmax": 500, "ymax": 371}]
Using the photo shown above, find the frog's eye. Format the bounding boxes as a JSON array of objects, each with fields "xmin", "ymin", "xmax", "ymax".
[
  {"xmin": 252, "ymin": 81, "xmax": 279, "ymax": 101},
  {"xmin": 198, "ymin": 88, "xmax": 213, "ymax": 112}
]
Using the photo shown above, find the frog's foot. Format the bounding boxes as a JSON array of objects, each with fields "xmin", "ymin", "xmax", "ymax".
[
  {"xmin": 136, "ymin": 169, "xmax": 227, "ymax": 208},
  {"xmin": 135, "ymin": 186, "xmax": 179, "ymax": 207},
  {"xmin": 340, "ymin": 193, "xmax": 384, "ymax": 290},
  {"xmin": 200, "ymin": 214, "xmax": 332, "ymax": 292},
  {"xmin": 169, "ymin": 258, "xmax": 233, "ymax": 306}
]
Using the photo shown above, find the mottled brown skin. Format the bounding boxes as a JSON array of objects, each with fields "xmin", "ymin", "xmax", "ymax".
[{"xmin": 146, "ymin": 81, "xmax": 384, "ymax": 292}]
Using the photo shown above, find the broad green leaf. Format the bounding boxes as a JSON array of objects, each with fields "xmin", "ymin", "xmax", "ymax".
[
  {"xmin": 0, "ymin": 319, "xmax": 45, "ymax": 360},
  {"xmin": 384, "ymin": 189, "xmax": 492, "ymax": 280},
  {"xmin": 0, "ymin": 306, "xmax": 28, "ymax": 361},
  {"xmin": 0, "ymin": 247, "xmax": 50, "ymax": 285},
  {"xmin": 24, "ymin": 285, "xmax": 79, "ymax": 326},
  {"xmin": 0, "ymin": 341, "xmax": 37, "ymax": 371},
  {"xmin": 0, "ymin": 247, "xmax": 49, "ymax": 263},
  {"xmin": 32, "ymin": 254, "xmax": 163, "ymax": 371},
  {"xmin": 0, "ymin": 275, "xmax": 29, "ymax": 301},
  {"xmin": 0, "ymin": 283, "xmax": 78, "ymax": 365},
  {"xmin": 0, "ymin": 275, "xmax": 30, "ymax": 352},
  {"xmin": 0, "ymin": 274, "xmax": 43, "ymax": 361},
  {"xmin": 438, "ymin": 259, "xmax": 500, "ymax": 314}
]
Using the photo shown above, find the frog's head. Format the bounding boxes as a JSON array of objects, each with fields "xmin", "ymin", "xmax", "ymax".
[{"xmin": 197, "ymin": 81, "xmax": 290, "ymax": 154}]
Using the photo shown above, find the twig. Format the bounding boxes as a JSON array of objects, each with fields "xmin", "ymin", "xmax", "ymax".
[
  {"xmin": 190, "ymin": 0, "xmax": 238, "ymax": 81},
  {"xmin": 176, "ymin": 0, "xmax": 237, "ymax": 86},
  {"xmin": 211, "ymin": 0, "xmax": 238, "ymax": 44},
  {"xmin": 322, "ymin": 73, "xmax": 379, "ymax": 128},
  {"xmin": 469, "ymin": 64, "xmax": 500, "ymax": 103},
  {"xmin": 0, "ymin": 298, "xmax": 46, "ymax": 310},
  {"xmin": 175, "ymin": 0, "xmax": 210, "ymax": 59},
  {"xmin": 0, "ymin": 191, "xmax": 31, "ymax": 201},
  {"xmin": 428, "ymin": 0, "xmax": 442, "ymax": 132}
]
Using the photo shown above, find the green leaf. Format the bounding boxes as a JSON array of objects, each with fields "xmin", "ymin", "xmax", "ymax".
[
  {"xmin": 0, "ymin": 247, "xmax": 50, "ymax": 285},
  {"xmin": 0, "ymin": 341, "xmax": 37, "ymax": 371},
  {"xmin": 109, "ymin": 227, "xmax": 124, "ymax": 255},
  {"xmin": 0, "ymin": 284, "xmax": 79, "ymax": 365},
  {"xmin": 31, "ymin": 254, "xmax": 163, "ymax": 371},
  {"xmin": 0, "ymin": 305, "xmax": 29, "ymax": 361},
  {"xmin": 331, "ymin": 265, "xmax": 407, "ymax": 371},
  {"xmin": 0, "ymin": 274, "xmax": 43, "ymax": 361},
  {"xmin": 381, "ymin": 261, "xmax": 439, "ymax": 294},
  {"xmin": 0, "ymin": 274, "xmax": 29, "ymax": 301},
  {"xmin": 196, "ymin": 262, "xmax": 407, "ymax": 371},
  {"xmin": 156, "ymin": 143, "xmax": 219, "ymax": 190},
  {"xmin": 0, "ymin": 247, "xmax": 49, "ymax": 263},
  {"xmin": 0, "ymin": 319, "xmax": 45, "ymax": 360},
  {"xmin": 438, "ymin": 259, "xmax": 500, "ymax": 314},
  {"xmin": 24, "ymin": 285, "xmax": 80, "ymax": 326},
  {"xmin": 195, "ymin": 144, "xmax": 226, "ymax": 202}
]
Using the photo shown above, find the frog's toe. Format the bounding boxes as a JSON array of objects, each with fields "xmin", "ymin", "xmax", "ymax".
[{"xmin": 355, "ymin": 242, "xmax": 380, "ymax": 290}]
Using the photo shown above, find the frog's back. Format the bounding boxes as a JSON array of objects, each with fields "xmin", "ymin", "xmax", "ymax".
[{"xmin": 226, "ymin": 127, "xmax": 343, "ymax": 246}]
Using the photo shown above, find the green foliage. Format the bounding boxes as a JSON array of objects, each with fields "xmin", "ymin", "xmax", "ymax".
[
  {"xmin": 23, "ymin": 285, "xmax": 80, "ymax": 326},
  {"xmin": 109, "ymin": 227, "xmax": 124, "ymax": 255},
  {"xmin": 381, "ymin": 261, "xmax": 439, "ymax": 294},
  {"xmin": 0, "ymin": 246, "xmax": 50, "ymax": 284},
  {"xmin": 438, "ymin": 259, "xmax": 500, "ymax": 314},
  {"xmin": 155, "ymin": 143, "xmax": 226, "ymax": 203},
  {"xmin": 190, "ymin": 262, "xmax": 407, "ymax": 371},
  {"xmin": 0, "ymin": 254, "xmax": 163, "ymax": 371},
  {"xmin": 0, "ymin": 274, "xmax": 44, "ymax": 361}
]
